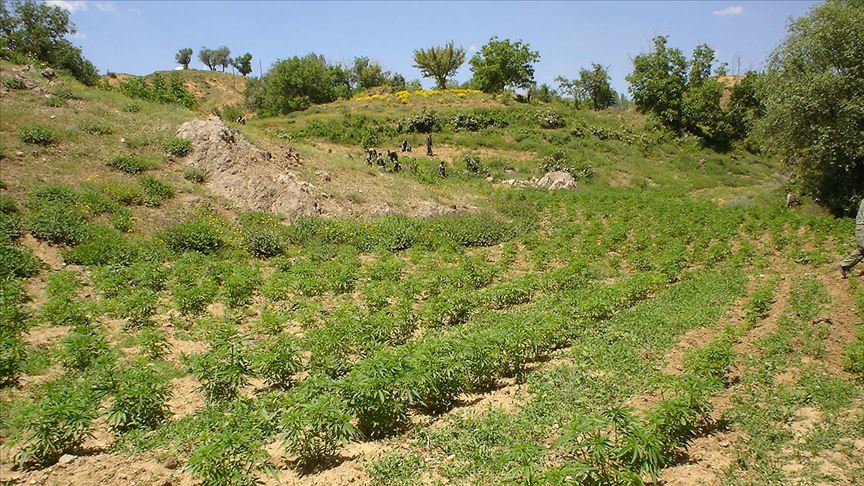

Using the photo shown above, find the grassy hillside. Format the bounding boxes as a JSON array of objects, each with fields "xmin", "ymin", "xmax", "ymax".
[{"xmin": 1, "ymin": 65, "xmax": 862, "ymax": 486}]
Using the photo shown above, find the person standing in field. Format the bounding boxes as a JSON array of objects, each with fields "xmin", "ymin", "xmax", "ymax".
[
  {"xmin": 426, "ymin": 134, "xmax": 433, "ymax": 156},
  {"xmin": 840, "ymin": 198, "xmax": 864, "ymax": 279}
]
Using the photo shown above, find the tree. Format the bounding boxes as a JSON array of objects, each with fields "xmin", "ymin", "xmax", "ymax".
[
  {"xmin": 0, "ymin": 0, "xmax": 98, "ymax": 85},
  {"xmin": 469, "ymin": 37, "xmax": 540, "ymax": 93},
  {"xmin": 175, "ymin": 48, "xmax": 192, "ymax": 69},
  {"xmin": 389, "ymin": 72, "xmax": 406, "ymax": 91},
  {"xmin": 212, "ymin": 46, "xmax": 231, "ymax": 72},
  {"xmin": 412, "ymin": 42, "xmax": 465, "ymax": 90},
  {"xmin": 579, "ymin": 64, "xmax": 617, "ymax": 110},
  {"xmin": 759, "ymin": 0, "xmax": 864, "ymax": 215},
  {"xmin": 199, "ymin": 47, "xmax": 216, "ymax": 71},
  {"xmin": 232, "ymin": 52, "xmax": 253, "ymax": 76},
  {"xmin": 350, "ymin": 56, "xmax": 388, "ymax": 91},
  {"xmin": 626, "ymin": 36, "xmax": 689, "ymax": 134},
  {"xmin": 247, "ymin": 53, "xmax": 341, "ymax": 116}
]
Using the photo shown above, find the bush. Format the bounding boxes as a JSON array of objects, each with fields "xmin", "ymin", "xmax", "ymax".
[
  {"xmin": 192, "ymin": 334, "xmax": 253, "ymax": 401},
  {"xmin": 62, "ymin": 226, "xmax": 135, "ymax": 266},
  {"xmin": 682, "ymin": 340, "xmax": 735, "ymax": 391},
  {"xmin": 15, "ymin": 379, "xmax": 98, "ymax": 468},
  {"xmin": 28, "ymin": 200, "xmax": 89, "ymax": 246},
  {"xmin": 121, "ymin": 102, "xmax": 141, "ymax": 113},
  {"xmin": 162, "ymin": 137, "xmax": 192, "ymax": 157},
  {"xmin": 107, "ymin": 363, "xmax": 171, "ymax": 433},
  {"xmin": 188, "ymin": 429, "xmax": 273, "ymax": 486},
  {"xmin": 222, "ymin": 266, "xmax": 260, "ymax": 308},
  {"xmin": 81, "ymin": 121, "xmax": 114, "ymax": 135},
  {"xmin": 2, "ymin": 77, "xmax": 25, "ymax": 89},
  {"xmin": 59, "ymin": 326, "xmax": 111, "ymax": 371},
  {"xmin": 535, "ymin": 109, "xmax": 566, "ymax": 129},
  {"xmin": 170, "ymin": 258, "xmax": 219, "ymax": 316},
  {"xmin": 184, "ymin": 167, "xmax": 207, "ymax": 184},
  {"xmin": 138, "ymin": 175, "xmax": 175, "ymax": 206},
  {"xmin": 100, "ymin": 180, "xmax": 145, "ymax": 206},
  {"xmin": 116, "ymin": 289, "xmax": 159, "ymax": 329},
  {"xmin": 540, "ymin": 150, "xmax": 595, "ymax": 179},
  {"xmin": 0, "ymin": 331, "xmax": 27, "ymax": 387},
  {"xmin": 0, "ymin": 242, "xmax": 41, "ymax": 280},
  {"xmin": 19, "ymin": 125, "xmax": 57, "ymax": 146},
  {"xmin": 107, "ymin": 155, "xmax": 153, "ymax": 174},
  {"xmin": 119, "ymin": 73, "xmax": 197, "ymax": 108},
  {"xmin": 397, "ymin": 110, "xmax": 441, "ymax": 133},
  {"xmin": 252, "ymin": 335, "xmax": 303, "ymax": 389},
  {"xmin": 163, "ymin": 219, "xmax": 224, "ymax": 254},
  {"xmin": 44, "ymin": 96, "xmax": 67, "ymax": 107},
  {"xmin": 281, "ymin": 390, "xmax": 358, "ymax": 468}
]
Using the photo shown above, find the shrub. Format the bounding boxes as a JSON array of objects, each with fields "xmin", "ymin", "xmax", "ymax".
[
  {"xmin": 170, "ymin": 265, "xmax": 218, "ymax": 316},
  {"xmin": 222, "ymin": 266, "xmax": 261, "ymax": 308},
  {"xmin": 107, "ymin": 155, "xmax": 153, "ymax": 174},
  {"xmin": 540, "ymin": 150, "xmax": 595, "ymax": 179},
  {"xmin": 163, "ymin": 219, "xmax": 225, "ymax": 254},
  {"xmin": 184, "ymin": 167, "xmax": 207, "ymax": 183},
  {"xmin": 162, "ymin": 136, "xmax": 192, "ymax": 157},
  {"xmin": 0, "ymin": 211, "xmax": 25, "ymax": 240},
  {"xmin": 15, "ymin": 379, "xmax": 98, "ymax": 468},
  {"xmin": 121, "ymin": 102, "xmax": 141, "ymax": 113},
  {"xmin": 397, "ymin": 110, "xmax": 441, "ymax": 133},
  {"xmin": 107, "ymin": 363, "xmax": 171, "ymax": 433},
  {"xmin": 19, "ymin": 125, "xmax": 57, "ymax": 146},
  {"xmin": 252, "ymin": 334, "xmax": 303, "ymax": 389},
  {"xmin": 0, "ymin": 242, "xmax": 41, "ymax": 280},
  {"xmin": 119, "ymin": 73, "xmax": 197, "ymax": 108},
  {"xmin": 138, "ymin": 175, "xmax": 175, "ymax": 206},
  {"xmin": 28, "ymin": 200, "xmax": 89, "ymax": 246},
  {"xmin": 59, "ymin": 326, "xmax": 111, "ymax": 371},
  {"xmin": 0, "ymin": 331, "xmax": 27, "ymax": 387},
  {"xmin": 100, "ymin": 180, "xmax": 145, "ymax": 206},
  {"xmin": 192, "ymin": 334, "xmax": 253, "ymax": 401},
  {"xmin": 535, "ymin": 109, "xmax": 566, "ymax": 129},
  {"xmin": 138, "ymin": 327, "xmax": 170, "ymax": 359},
  {"xmin": 463, "ymin": 154, "xmax": 489, "ymax": 176},
  {"xmin": 81, "ymin": 121, "xmax": 114, "ymax": 135},
  {"xmin": 2, "ymin": 77, "xmax": 25, "ymax": 89},
  {"xmin": 682, "ymin": 340, "xmax": 735, "ymax": 391},
  {"xmin": 367, "ymin": 452, "xmax": 424, "ymax": 486},
  {"xmin": 281, "ymin": 390, "xmax": 358, "ymax": 468},
  {"xmin": 43, "ymin": 96, "xmax": 67, "ymax": 107},
  {"xmin": 63, "ymin": 227, "xmax": 136, "ymax": 266},
  {"xmin": 215, "ymin": 105, "xmax": 244, "ymax": 123},
  {"xmin": 50, "ymin": 87, "xmax": 79, "ymax": 100},
  {"xmin": 116, "ymin": 289, "xmax": 159, "ymax": 329},
  {"xmin": 188, "ymin": 429, "xmax": 273, "ymax": 486}
]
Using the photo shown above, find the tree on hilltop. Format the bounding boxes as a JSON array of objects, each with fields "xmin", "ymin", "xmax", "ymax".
[
  {"xmin": 413, "ymin": 42, "xmax": 465, "ymax": 90},
  {"xmin": 232, "ymin": 52, "xmax": 253, "ymax": 76},
  {"xmin": 199, "ymin": 47, "xmax": 216, "ymax": 71},
  {"xmin": 175, "ymin": 48, "xmax": 192, "ymax": 69},
  {"xmin": 213, "ymin": 46, "xmax": 231, "ymax": 72},
  {"xmin": 469, "ymin": 37, "xmax": 540, "ymax": 93}
]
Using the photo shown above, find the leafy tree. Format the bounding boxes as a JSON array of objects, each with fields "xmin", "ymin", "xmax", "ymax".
[
  {"xmin": 0, "ymin": 0, "xmax": 98, "ymax": 85},
  {"xmin": 759, "ymin": 0, "xmax": 864, "ymax": 215},
  {"xmin": 212, "ymin": 46, "xmax": 231, "ymax": 72},
  {"xmin": 175, "ymin": 48, "xmax": 192, "ymax": 69},
  {"xmin": 528, "ymin": 83, "xmax": 557, "ymax": 103},
  {"xmin": 412, "ymin": 42, "xmax": 465, "ymax": 90},
  {"xmin": 558, "ymin": 64, "xmax": 616, "ymax": 110},
  {"xmin": 350, "ymin": 56, "xmax": 388, "ymax": 91},
  {"xmin": 389, "ymin": 72, "xmax": 406, "ymax": 91},
  {"xmin": 199, "ymin": 47, "xmax": 216, "ymax": 71},
  {"xmin": 469, "ymin": 37, "xmax": 540, "ymax": 93},
  {"xmin": 231, "ymin": 52, "xmax": 252, "ymax": 76},
  {"xmin": 626, "ymin": 36, "xmax": 688, "ymax": 133},
  {"xmin": 247, "ymin": 53, "xmax": 341, "ymax": 115}
]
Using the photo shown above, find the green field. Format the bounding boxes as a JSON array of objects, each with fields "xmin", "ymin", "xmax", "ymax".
[{"xmin": 1, "ymin": 63, "xmax": 862, "ymax": 486}]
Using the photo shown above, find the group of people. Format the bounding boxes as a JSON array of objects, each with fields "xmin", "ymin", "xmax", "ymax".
[{"xmin": 363, "ymin": 134, "xmax": 447, "ymax": 178}]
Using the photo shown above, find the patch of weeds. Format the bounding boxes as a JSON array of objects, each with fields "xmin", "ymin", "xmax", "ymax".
[
  {"xmin": 252, "ymin": 334, "xmax": 303, "ymax": 389},
  {"xmin": 138, "ymin": 175, "xmax": 175, "ymax": 206},
  {"xmin": 19, "ymin": 125, "xmax": 57, "ymax": 146},
  {"xmin": 184, "ymin": 166, "xmax": 207, "ymax": 183},
  {"xmin": 163, "ymin": 219, "xmax": 225, "ymax": 254},
  {"xmin": 191, "ymin": 332, "xmax": 253, "ymax": 401},
  {"xmin": 107, "ymin": 155, "xmax": 155, "ymax": 174},
  {"xmin": 80, "ymin": 120, "xmax": 114, "ymax": 135},
  {"xmin": 162, "ymin": 136, "xmax": 192, "ymax": 157},
  {"xmin": 121, "ymin": 102, "xmax": 141, "ymax": 113},
  {"xmin": 107, "ymin": 362, "xmax": 172, "ymax": 433},
  {"xmin": 367, "ymin": 452, "xmax": 424, "ymax": 486}
]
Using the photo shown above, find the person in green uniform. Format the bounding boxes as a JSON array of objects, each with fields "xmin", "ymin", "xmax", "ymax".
[{"xmin": 840, "ymin": 198, "xmax": 864, "ymax": 278}]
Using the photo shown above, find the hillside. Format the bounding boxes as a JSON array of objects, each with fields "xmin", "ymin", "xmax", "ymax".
[
  {"xmin": 1, "ymin": 65, "xmax": 862, "ymax": 486},
  {"xmin": 104, "ymin": 68, "xmax": 249, "ymax": 115}
]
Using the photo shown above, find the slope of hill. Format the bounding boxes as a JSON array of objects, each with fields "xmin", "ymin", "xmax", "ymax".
[
  {"xmin": 104, "ymin": 68, "xmax": 248, "ymax": 115},
  {"xmin": 1, "ymin": 64, "xmax": 861, "ymax": 486}
]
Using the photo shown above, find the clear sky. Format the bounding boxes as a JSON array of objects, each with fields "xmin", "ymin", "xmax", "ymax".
[{"xmin": 50, "ymin": 0, "xmax": 819, "ymax": 94}]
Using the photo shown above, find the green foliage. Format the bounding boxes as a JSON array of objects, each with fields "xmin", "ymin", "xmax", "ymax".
[
  {"xmin": 222, "ymin": 265, "xmax": 260, "ymax": 308},
  {"xmin": 192, "ymin": 333, "xmax": 253, "ymax": 401},
  {"xmin": 59, "ymin": 325, "xmax": 111, "ymax": 371},
  {"xmin": 107, "ymin": 363, "xmax": 171, "ymax": 433},
  {"xmin": 15, "ymin": 379, "xmax": 98, "ymax": 468},
  {"xmin": 116, "ymin": 289, "xmax": 159, "ymax": 329},
  {"xmin": 535, "ymin": 108, "xmax": 566, "ymax": 129},
  {"xmin": 175, "ymin": 47, "xmax": 193, "ymax": 69},
  {"xmin": 107, "ymin": 154, "xmax": 154, "ymax": 174},
  {"xmin": 163, "ymin": 219, "xmax": 225, "ymax": 254},
  {"xmin": 215, "ymin": 104, "xmax": 244, "ymax": 122},
  {"xmin": 367, "ymin": 452, "xmax": 424, "ymax": 486},
  {"xmin": 121, "ymin": 102, "xmax": 141, "ymax": 113},
  {"xmin": 1, "ymin": 0, "xmax": 99, "ymax": 85},
  {"xmin": 350, "ymin": 56, "xmax": 388, "ymax": 91},
  {"xmin": 119, "ymin": 73, "xmax": 197, "ymax": 108},
  {"xmin": 138, "ymin": 175, "xmax": 175, "ymax": 206},
  {"xmin": 240, "ymin": 213, "xmax": 285, "ymax": 258},
  {"xmin": 759, "ymin": 0, "xmax": 864, "ymax": 214},
  {"xmin": 161, "ymin": 136, "xmax": 192, "ymax": 157},
  {"xmin": 43, "ymin": 95, "xmax": 67, "ymax": 107},
  {"xmin": 252, "ymin": 334, "xmax": 303, "ymax": 389},
  {"xmin": 18, "ymin": 124, "xmax": 57, "ymax": 146},
  {"xmin": 280, "ymin": 387, "xmax": 358, "ymax": 468},
  {"xmin": 231, "ymin": 52, "xmax": 253, "ymax": 76},
  {"xmin": 556, "ymin": 63, "xmax": 617, "ymax": 110},
  {"xmin": 0, "ymin": 331, "xmax": 27, "ymax": 387},
  {"xmin": 80, "ymin": 120, "xmax": 114, "ymax": 135},
  {"xmin": 27, "ymin": 190, "xmax": 88, "ymax": 246},
  {"xmin": 0, "ymin": 242, "xmax": 41, "ymax": 280},
  {"xmin": 63, "ymin": 225, "xmax": 136, "ymax": 266},
  {"xmin": 248, "ymin": 53, "xmax": 344, "ymax": 116},
  {"xmin": 397, "ymin": 110, "xmax": 442, "ymax": 133},
  {"xmin": 184, "ymin": 166, "xmax": 207, "ymax": 184},
  {"xmin": 187, "ymin": 428, "xmax": 273, "ymax": 486},
  {"xmin": 469, "ymin": 36, "xmax": 540, "ymax": 93},
  {"xmin": 412, "ymin": 42, "xmax": 466, "ymax": 89},
  {"xmin": 169, "ymin": 255, "xmax": 219, "ymax": 315},
  {"xmin": 540, "ymin": 150, "xmax": 595, "ymax": 179},
  {"xmin": 2, "ymin": 76, "xmax": 25, "ymax": 89},
  {"xmin": 682, "ymin": 340, "xmax": 735, "ymax": 391}
]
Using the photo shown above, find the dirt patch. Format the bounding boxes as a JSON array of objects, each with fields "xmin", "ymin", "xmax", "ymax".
[
  {"xmin": 663, "ymin": 326, "xmax": 718, "ymax": 376},
  {"xmin": 0, "ymin": 450, "xmax": 192, "ymax": 486},
  {"xmin": 177, "ymin": 117, "xmax": 321, "ymax": 219},
  {"xmin": 818, "ymin": 269, "xmax": 862, "ymax": 377},
  {"xmin": 657, "ymin": 430, "xmax": 738, "ymax": 486},
  {"xmin": 167, "ymin": 375, "xmax": 204, "ymax": 419}
]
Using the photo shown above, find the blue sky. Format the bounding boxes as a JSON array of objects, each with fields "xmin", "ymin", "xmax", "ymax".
[{"xmin": 50, "ymin": 0, "xmax": 818, "ymax": 94}]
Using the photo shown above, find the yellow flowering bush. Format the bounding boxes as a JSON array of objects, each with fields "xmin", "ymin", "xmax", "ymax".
[{"xmin": 352, "ymin": 88, "xmax": 483, "ymax": 104}]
